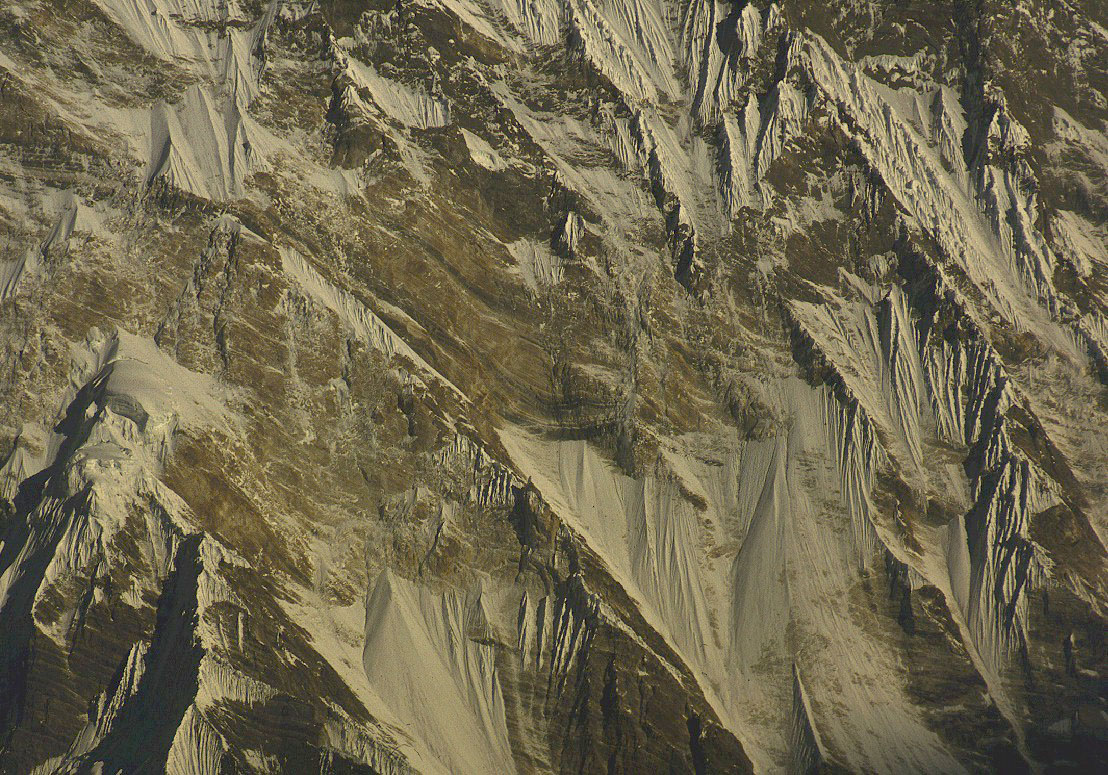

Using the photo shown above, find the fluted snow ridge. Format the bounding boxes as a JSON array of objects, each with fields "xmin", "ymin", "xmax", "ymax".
[
  {"xmin": 787, "ymin": 665, "xmax": 824, "ymax": 775},
  {"xmin": 363, "ymin": 570, "xmax": 517, "ymax": 775},
  {"xmin": 925, "ymin": 327, "xmax": 1055, "ymax": 672},
  {"xmin": 436, "ymin": 432, "xmax": 519, "ymax": 509},
  {"xmin": 799, "ymin": 32, "xmax": 1096, "ymax": 365},
  {"xmin": 516, "ymin": 575, "xmax": 600, "ymax": 694},
  {"xmin": 790, "ymin": 239, "xmax": 1059, "ymax": 676},
  {"xmin": 0, "ymin": 324, "xmax": 418, "ymax": 774},
  {"xmin": 678, "ymin": 1, "xmax": 784, "ymax": 122}
]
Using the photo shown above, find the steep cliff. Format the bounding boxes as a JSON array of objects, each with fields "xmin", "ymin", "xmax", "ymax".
[{"xmin": 0, "ymin": 1, "xmax": 1105, "ymax": 773}]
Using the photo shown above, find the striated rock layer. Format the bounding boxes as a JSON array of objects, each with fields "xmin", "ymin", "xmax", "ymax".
[{"xmin": 0, "ymin": 1, "xmax": 1105, "ymax": 772}]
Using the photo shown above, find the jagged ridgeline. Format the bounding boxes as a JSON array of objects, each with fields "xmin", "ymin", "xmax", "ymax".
[{"xmin": 0, "ymin": 0, "xmax": 1105, "ymax": 772}]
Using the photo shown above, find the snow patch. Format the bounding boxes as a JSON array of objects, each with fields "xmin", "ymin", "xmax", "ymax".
[
  {"xmin": 461, "ymin": 128, "xmax": 508, "ymax": 171},
  {"xmin": 147, "ymin": 86, "xmax": 265, "ymax": 201},
  {"xmin": 507, "ymin": 238, "xmax": 562, "ymax": 289},
  {"xmin": 280, "ymin": 247, "xmax": 467, "ymax": 402},
  {"xmin": 343, "ymin": 56, "xmax": 451, "ymax": 130}
]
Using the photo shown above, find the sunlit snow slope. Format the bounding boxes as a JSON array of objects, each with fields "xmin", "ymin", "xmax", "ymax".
[{"xmin": 0, "ymin": 1, "xmax": 1106, "ymax": 773}]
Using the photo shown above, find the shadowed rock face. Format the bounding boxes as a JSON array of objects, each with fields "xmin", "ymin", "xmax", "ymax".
[{"xmin": 0, "ymin": 1, "xmax": 1105, "ymax": 772}]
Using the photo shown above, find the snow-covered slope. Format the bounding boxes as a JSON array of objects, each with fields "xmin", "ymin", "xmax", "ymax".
[{"xmin": 1, "ymin": 0, "xmax": 1105, "ymax": 772}]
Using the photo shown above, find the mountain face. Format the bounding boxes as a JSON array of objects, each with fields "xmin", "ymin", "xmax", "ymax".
[{"xmin": 0, "ymin": 0, "xmax": 1106, "ymax": 772}]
